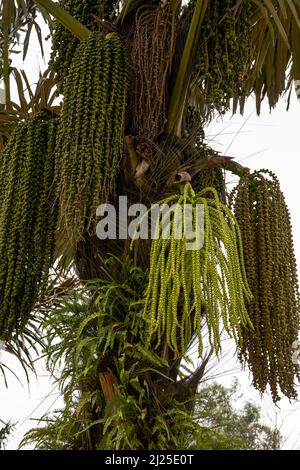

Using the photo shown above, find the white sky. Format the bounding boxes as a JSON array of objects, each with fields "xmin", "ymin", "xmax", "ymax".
[{"xmin": 0, "ymin": 23, "xmax": 300, "ymax": 450}]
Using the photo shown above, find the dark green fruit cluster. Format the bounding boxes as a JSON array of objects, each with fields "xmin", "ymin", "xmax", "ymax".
[
  {"xmin": 49, "ymin": 0, "xmax": 118, "ymax": 92},
  {"xmin": 55, "ymin": 32, "xmax": 130, "ymax": 253},
  {"xmin": 232, "ymin": 170, "xmax": 300, "ymax": 401},
  {"xmin": 0, "ymin": 113, "xmax": 58, "ymax": 339}
]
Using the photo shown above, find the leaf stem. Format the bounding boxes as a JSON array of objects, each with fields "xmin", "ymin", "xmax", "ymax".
[
  {"xmin": 34, "ymin": 0, "xmax": 90, "ymax": 40},
  {"xmin": 166, "ymin": 0, "xmax": 209, "ymax": 137}
]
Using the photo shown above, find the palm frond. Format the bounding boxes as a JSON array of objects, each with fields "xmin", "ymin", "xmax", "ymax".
[
  {"xmin": 238, "ymin": 0, "xmax": 300, "ymax": 113},
  {"xmin": 0, "ymin": 420, "xmax": 15, "ymax": 449},
  {"xmin": 0, "ymin": 68, "xmax": 59, "ymax": 150},
  {"xmin": 34, "ymin": 0, "xmax": 90, "ymax": 40},
  {"xmin": 0, "ymin": 0, "xmax": 52, "ymax": 66}
]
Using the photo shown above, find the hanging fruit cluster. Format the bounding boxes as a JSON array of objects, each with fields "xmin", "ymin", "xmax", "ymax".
[
  {"xmin": 49, "ymin": 0, "xmax": 118, "ymax": 91},
  {"xmin": 55, "ymin": 31, "xmax": 130, "ymax": 254},
  {"xmin": 188, "ymin": 0, "xmax": 252, "ymax": 115},
  {"xmin": 231, "ymin": 170, "xmax": 300, "ymax": 401},
  {"xmin": 131, "ymin": 5, "xmax": 174, "ymax": 142},
  {"xmin": 137, "ymin": 183, "xmax": 253, "ymax": 357},
  {"xmin": 0, "ymin": 112, "xmax": 58, "ymax": 340}
]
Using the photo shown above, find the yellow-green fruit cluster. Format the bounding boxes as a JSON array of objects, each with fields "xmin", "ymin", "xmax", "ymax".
[
  {"xmin": 139, "ymin": 183, "xmax": 252, "ymax": 357},
  {"xmin": 232, "ymin": 170, "xmax": 300, "ymax": 401},
  {"xmin": 55, "ymin": 32, "xmax": 130, "ymax": 251},
  {"xmin": 0, "ymin": 113, "xmax": 58, "ymax": 340}
]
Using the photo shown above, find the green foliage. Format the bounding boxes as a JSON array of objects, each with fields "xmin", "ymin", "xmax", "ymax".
[
  {"xmin": 231, "ymin": 170, "xmax": 300, "ymax": 401},
  {"xmin": 21, "ymin": 256, "xmax": 202, "ymax": 450},
  {"xmin": 139, "ymin": 183, "xmax": 252, "ymax": 357},
  {"xmin": 0, "ymin": 1, "xmax": 51, "ymax": 67},
  {"xmin": 55, "ymin": 31, "xmax": 130, "ymax": 256},
  {"xmin": 0, "ymin": 112, "xmax": 58, "ymax": 340},
  {"xmin": 192, "ymin": 380, "xmax": 282, "ymax": 450},
  {"xmin": 248, "ymin": 1, "xmax": 300, "ymax": 113}
]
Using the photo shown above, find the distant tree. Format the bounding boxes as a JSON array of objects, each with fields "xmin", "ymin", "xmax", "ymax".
[{"xmin": 191, "ymin": 380, "xmax": 282, "ymax": 450}]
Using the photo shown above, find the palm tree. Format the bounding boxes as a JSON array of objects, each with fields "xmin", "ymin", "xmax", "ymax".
[{"xmin": 0, "ymin": 0, "xmax": 299, "ymax": 450}]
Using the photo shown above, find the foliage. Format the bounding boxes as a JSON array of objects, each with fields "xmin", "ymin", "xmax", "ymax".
[
  {"xmin": 231, "ymin": 170, "xmax": 300, "ymax": 402},
  {"xmin": 246, "ymin": 0, "xmax": 300, "ymax": 113},
  {"xmin": 0, "ymin": 0, "xmax": 51, "ymax": 65},
  {"xmin": 0, "ymin": 68, "xmax": 59, "ymax": 152},
  {"xmin": 55, "ymin": 31, "xmax": 130, "ymax": 257},
  {"xmin": 0, "ymin": 0, "xmax": 52, "ymax": 105},
  {"xmin": 0, "ymin": 112, "xmax": 58, "ymax": 340},
  {"xmin": 0, "ymin": 420, "xmax": 15, "ymax": 450},
  {"xmin": 192, "ymin": 380, "xmax": 282, "ymax": 450},
  {"xmin": 21, "ymin": 257, "xmax": 198, "ymax": 450}
]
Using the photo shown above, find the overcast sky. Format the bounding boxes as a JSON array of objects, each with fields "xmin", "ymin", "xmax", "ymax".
[{"xmin": 0, "ymin": 24, "xmax": 299, "ymax": 450}]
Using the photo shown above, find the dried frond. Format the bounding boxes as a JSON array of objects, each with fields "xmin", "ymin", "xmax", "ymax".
[{"xmin": 131, "ymin": 4, "xmax": 175, "ymax": 140}]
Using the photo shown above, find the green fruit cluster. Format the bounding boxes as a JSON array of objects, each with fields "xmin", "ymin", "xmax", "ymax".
[
  {"xmin": 190, "ymin": 0, "xmax": 252, "ymax": 114},
  {"xmin": 139, "ymin": 183, "xmax": 252, "ymax": 357},
  {"xmin": 55, "ymin": 32, "xmax": 130, "ymax": 252},
  {"xmin": 232, "ymin": 170, "xmax": 300, "ymax": 401},
  {"xmin": 0, "ymin": 113, "xmax": 58, "ymax": 339}
]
